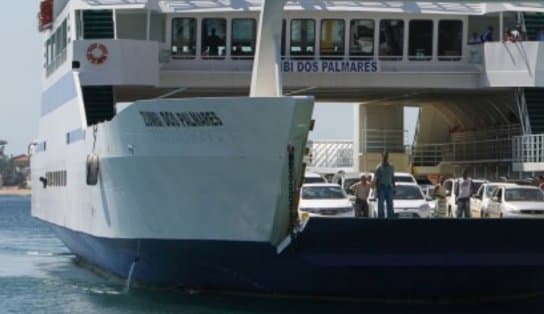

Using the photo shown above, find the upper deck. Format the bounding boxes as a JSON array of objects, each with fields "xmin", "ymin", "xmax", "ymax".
[{"xmin": 41, "ymin": 0, "xmax": 544, "ymax": 99}]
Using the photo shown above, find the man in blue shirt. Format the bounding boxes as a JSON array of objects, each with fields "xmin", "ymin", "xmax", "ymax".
[
  {"xmin": 480, "ymin": 26, "xmax": 494, "ymax": 42},
  {"xmin": 374, "ymin": 152, "xmax": 395, "ymax": 218}
]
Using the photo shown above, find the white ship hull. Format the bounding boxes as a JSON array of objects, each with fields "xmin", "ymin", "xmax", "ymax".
[{"xmin": 32, "ymin": 95, "xmax": 314, "ymax": 245}]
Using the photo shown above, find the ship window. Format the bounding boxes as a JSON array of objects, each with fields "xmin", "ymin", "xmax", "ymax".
[
  {"xmin": 438, "ymin": 20, "xmax": 463, "ymax": 61},
  {"xmin": 350, "ymin": 19, "xmax": 374, "ymax": 58},
  {"xmin": 409, "ymin": 20, "xmax": 433, "ymax": 61},
  {"xmin": 201, "ymin": 18, "xmax": 226, "ymax": 58},
  {"xmin": 379, "ymin": 19, "xmax": 404, "ymax": 60},
  {"xmin": 290, "ymin": 19, "xmax": 315, "ymax": 57},
  {"xmin": 231, "ymin": 18, "xmax": 257, "ymax": 57},
  {"xmin": 320, "ymin": 19, "xmax": 345, "ymax": 57},
  {"xmin": 171, "ymin": 18, "xmax": 197, "ymax": 57}
]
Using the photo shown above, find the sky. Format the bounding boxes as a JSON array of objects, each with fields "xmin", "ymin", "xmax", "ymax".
[
  {"xmin": 0, "ymin": 1, "xmax": 42, "ymax": 156},
  {"xmin": 0, "ymin": 1, "xmax": 416, "ymax": 155}
]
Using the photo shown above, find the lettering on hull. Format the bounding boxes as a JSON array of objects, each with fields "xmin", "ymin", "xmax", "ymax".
[
  {"xmin": 282, "ymin": 60, "xmax": 379, "ymax": 73},
  {"xmin": 139, "ymin": 111, "xmax": 224, "ymax": 128}
]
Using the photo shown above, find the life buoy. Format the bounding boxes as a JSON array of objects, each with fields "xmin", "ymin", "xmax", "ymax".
[
  {"xmin": 86, "ymin": 154, "xmax": 100, "ymax": 185},
  {"xmin": 86, "ymin": 43, "xmax": 108, "ymax": 65}
]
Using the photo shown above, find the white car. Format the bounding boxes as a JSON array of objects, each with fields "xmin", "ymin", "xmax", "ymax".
[
  {"xmin": 444, "ymin": 178, "xmax": 488, "ymax": 217},
  {"xmin": 298, "ymin": 183, "xmax": 355, "ymax": 218},
  {"xmin": 368, "ymin": 183, "xmax": 431, "ymax": 218},
  {"xmin": 470, "ymin": 183, "xmax": 516, "ymax": 218},
  {"xmin": 487, "ymin": 185, "xmax": 544, "ymax": 218},
  {"xmin": 303, "ymin": 171, "xmax": 327, "ymax": 184}
]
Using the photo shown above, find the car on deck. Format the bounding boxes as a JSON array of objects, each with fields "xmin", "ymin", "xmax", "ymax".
[
  {"xmin": 369, "ymin": 183, "xmax": 432, "ymax": 218},
  {"xmin": 487, "ymin": 185, "xmax": 544, "ymax": 218},
  {"xmin": 303, "ymin": 171, "xmax": 327, "ymax": 184},
  {"xmin": 298, "ymin": 183, "xmax": 355, "ymax": 219},
  {"xmin": 470, "ymin": 183, "xmax": 517, "ymax": 218}
]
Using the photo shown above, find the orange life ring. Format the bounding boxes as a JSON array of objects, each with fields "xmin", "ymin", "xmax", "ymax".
[{"xmin": 86, "ymin": 43, "xmax": 108, "ymax": 65}]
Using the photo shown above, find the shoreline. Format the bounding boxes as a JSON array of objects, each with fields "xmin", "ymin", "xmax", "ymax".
[{"xmin": 0, "ymin": 188, "xmax": 31, "ymax": 196}]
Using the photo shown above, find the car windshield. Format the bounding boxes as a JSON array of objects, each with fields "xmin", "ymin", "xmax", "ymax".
[
  {"xmin": 304, "ymin": 176, "xmax": 326, "ymax": 184},
  {"xmin": 395, "ymin": 176, "xmax": 414, "ymax": 183},
  {"xmin": 474, "ymin": 181, "xmax": 485, "ymax": 192},
  {"xmin": 505, "ymin": 188, "xmax": 544, "ymax": 202},
  {"xmin": 343, "ymin": 178, "xmax": 360, "ymax": 194},
  {"xmin": 485, "ymin": 185, "xmax": 499, "ymax": 198},
  {"xmin": 302, "ymin": 186, "xmax": 346, "ymax": 200},
  {"xmin": 394, "ymin": 185, "xmax": 424, "ymax": 200}
]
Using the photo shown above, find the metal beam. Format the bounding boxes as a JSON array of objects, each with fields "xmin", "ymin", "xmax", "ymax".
[{"xmin": 250, "ymin": 0, "xmax": 286, "ymax": 97}]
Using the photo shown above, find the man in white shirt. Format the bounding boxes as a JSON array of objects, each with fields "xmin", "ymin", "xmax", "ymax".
[{"xmin": 456, "ymin": 169, "xmax": 474, "ymax": 218}]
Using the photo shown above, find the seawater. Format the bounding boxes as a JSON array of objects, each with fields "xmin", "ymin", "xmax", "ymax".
[{"xmin": 0, "ymin": 195, "xmax": 540, "ymax": 314}]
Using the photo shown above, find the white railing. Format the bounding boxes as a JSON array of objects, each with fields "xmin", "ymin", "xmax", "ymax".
[
  {"xmin": 309, "ymin": 140, "xmax": 353, "ymax": 168},
  {"xmin": 362, "ymin": 129, "xmax": 407, "ymax": 153},
  {"xmin": 412, "ymin": 137, "xmax": 513, "ymax": 166},
  {"xmin": 513, "ymin": 134, "xmax": 544, "ymax": 163}
]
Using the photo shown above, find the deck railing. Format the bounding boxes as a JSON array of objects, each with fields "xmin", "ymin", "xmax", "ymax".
[
  {"xmin": 308, "ymin": 140, "xmax": 353, "ymax": 168},
  {"xmin": 513, "ymin": 134, "xmax": 544, "ymax": 163}
]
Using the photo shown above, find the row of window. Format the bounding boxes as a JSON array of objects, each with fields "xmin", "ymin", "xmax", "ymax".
[
  {"xmin": 45, "ymin": 18, "xmax": 68, "ymax": 74},
  {"xmin": 45, "ymin": 170, "xmax": 67, "ymax": 187},
  {"xmin": 171, "ymin": 18, "xmax": 463, "ymax": 60}
]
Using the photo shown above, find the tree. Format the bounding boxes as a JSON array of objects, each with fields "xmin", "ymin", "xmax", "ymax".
[{"xmin": 0, "ymin": 140, "xmax": 6, "ymax": 157}]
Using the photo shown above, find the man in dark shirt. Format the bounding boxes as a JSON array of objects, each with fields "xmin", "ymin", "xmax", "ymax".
[{"xmin": 206, "ymin": 28, "xmax": 223, "ymax": 56}]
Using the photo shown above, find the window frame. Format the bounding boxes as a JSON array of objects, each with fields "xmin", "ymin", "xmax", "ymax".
[
  {"xmin": 201, "ymin": 18, "xmax": 227, "ymax": 59},
  {"xmin": 378, "ymin": 19, "xmax": 405, "ymax": 61},
  {"xmin": 290, "ymin": 18, "xmax": 316, "ymax": 57},
  {"xmin": 349, "ymin": 19, "xmax": 375, "ymax": 58},
  {"xmin": 438, "ymin": 19, "xmax": 463, "ymax": 61},
  {"xmin": 171, "ymin": 17, "xmax": 197, "ymax": 59},
  {"xmin": 320, "ymin": 19, "xmax": 346, "ymax": 57},
  {"xmin": 408, "ymin": 19, "xmax": 434, "ymax": 61},
  {"xmin": 231, "ymin": 18, "xmax": 257, "ymax": 58}
]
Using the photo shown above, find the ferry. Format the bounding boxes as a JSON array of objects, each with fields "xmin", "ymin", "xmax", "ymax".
[{"xmin": 32, "ymin": 0, "xmax": 544, "ymax": 299}]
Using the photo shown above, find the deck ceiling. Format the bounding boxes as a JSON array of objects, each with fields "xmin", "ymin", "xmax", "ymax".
[{"xmin": 78, "ymin": 1, "xmax": 544, "ymax": 15}]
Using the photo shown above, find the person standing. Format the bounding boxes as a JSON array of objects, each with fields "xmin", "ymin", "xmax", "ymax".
[
  {"xmin": 374, "ymin": 152, "xmax": 395, "ymax": 219},
  {"xmin": 350, "ymin": 175, "xmax": 371, "ymax": 217},
  {"xmin": 434, "ymin": 176, "xmax": 448, "ymax": 218},
  {"xmin": 456, "ymin": 170, "xmax": 474, "ymax": 218}
]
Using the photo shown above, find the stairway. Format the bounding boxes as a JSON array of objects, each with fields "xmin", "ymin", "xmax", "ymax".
[
  {"xmin": 523, "ymin": 12, "xmax": 544, "ymax": 41},
  {"xmin": 524, "ymin": 88, "xmax": 544, "ymax": 134},
  {"xmin": 82, "ymin": 86, "xmax": 114, "ymax": 126},
  {"xmin": 83, "ymin": 10, "xmax": 114, "ymax": 39}
]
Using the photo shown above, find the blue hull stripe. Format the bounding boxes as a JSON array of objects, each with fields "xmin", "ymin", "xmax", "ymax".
[
  {"xmin": 49, "ymin": 218, "xmax": 544, "ymax": 298},
  {"xmin": 41, "ymin": 72, "xmax": 78, "ymax": 116}
]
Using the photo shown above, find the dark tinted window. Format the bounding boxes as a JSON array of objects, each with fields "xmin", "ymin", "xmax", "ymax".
[
  {"xmin": 304, "ymin": 177, "xmax": 327, "ymax": 184},
  {"xmin": 394, "ymin": 185, "xmax": 424, "ymax": 200},
  {"xmin": 201, "ymin": 18, "xmax": 226, "ymax": 57},
  {"xmin": 291, "ymin": 19, "xmax": 315, "ymax": 56},
  {"xmin": 379, "ymin": 19, "xmax": 404, "ymax": 60},
  {"xmin": 350, "ymin": 19, "xmax": 374, "ymax": 57},
  {"xmin": 438, "ymin": 20, "xmax": 462, "ymax": 60},
  {"xmin": 505, "ymin": 189, "xmax": 544, "ymax": 201},
  {"xmin": 231, "ymin": 18, "xmax": 256, "ymax": 57},
  {"xmin": 409, "ymin": 20, "xmax": 433, "ymax": 61},
  {"xmin": 171, "ymin": 18, "xmax": 197, "ymax": 57},
  {"xmin": 302, "ymin": 186, "xmax": 346, "ymax": 200}
]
